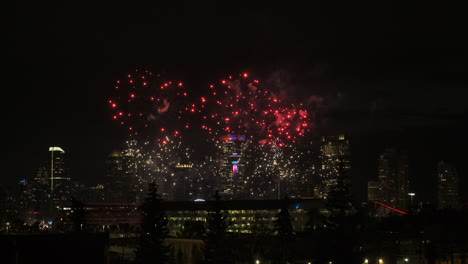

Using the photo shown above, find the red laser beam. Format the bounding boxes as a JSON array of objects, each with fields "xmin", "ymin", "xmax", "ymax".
[{"xmin": 374, "ymin": 201, "xmax": 408, "ymax": 214}]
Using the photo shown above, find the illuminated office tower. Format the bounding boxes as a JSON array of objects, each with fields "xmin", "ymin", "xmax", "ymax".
[
  {"xmin": 172, "ymin": 163, "xmax": 199, "ymax": 201},
  {"xmin": 76, "ymin": 184, "xmax": 105, "ymax": 203},
  {"xmin": 217, "ymin": 135, "xmax": 246, "ymax": 198},
  {"xmin": 437, "ymin": 161, "xmax": 461, "ymax": 209},
  {"xmin": 319, "ymin": 134, "xmax": 351, "ymax": 198},
  {"xmin": 375, "ymin": 148, "xmax": 409, "ymax": 211},
  {"xmin": 104, "ymin": 150, "xmax": 136, "ymax": 203},
  {"xmin": 287, "ymin": 141, "xmax": 317, "ymax": 198},
  {"xmin": 35, "ymin": 167, "xmax": 49, "ymax": 185},
  {"xmin": 19, "ymin": 164, "xmax": 56, "ymax": 219},
  {"xmin": 193, "ymin": 156, "xmax": 219, "ymax": 200},
  {"xmin": 367, "ymin": 180, "xmax": 380, "ymax": 202},
  {"xmin": 29, "ymin": 167, "xmax": 50, "ymax": 211},
  {"xmin": 120, "ymin": 139, "xmax": 156, "ymax": 203},
  {"xmin": 48, "ymin": 147, "xmax": 71, "ymax": 203},
  {"xmin": 239, "ymin": 142, "xmax": 277, "ymax": 200}
]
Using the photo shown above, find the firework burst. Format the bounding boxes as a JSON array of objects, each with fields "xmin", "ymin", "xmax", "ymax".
[
  {"xmin": 198, "ymin": 72, "xmax": 312, "ymax": 146},
  {"xmin": 108, "ymin": 69, "xmax": 194, "ymax": 141}
]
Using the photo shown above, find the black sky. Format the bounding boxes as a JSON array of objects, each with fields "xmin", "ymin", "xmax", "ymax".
[{"xmin": 6, "ymin": 2, "xmax": 467, "ymax": 202}]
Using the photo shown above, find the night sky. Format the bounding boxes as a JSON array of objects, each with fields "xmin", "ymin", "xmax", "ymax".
[{"xmin": 7, "ymin": 2, "xmax": 467, "ymax": 203}]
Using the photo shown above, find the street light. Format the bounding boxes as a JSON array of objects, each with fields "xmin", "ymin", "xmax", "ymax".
[
  {"xmin": 404, "ymin": 258, "xmax": 409, "ymax": 263},
  {"xmin": 379, "ymin": 259, "xmax": 384, "ymax": 264},
  {"xmin": 364, "ymin": 259, "xmax": 369, "ymax": 264},
  {"xmin": 255, "ymin": 260, "xmax": 260, "ymax": 264}
]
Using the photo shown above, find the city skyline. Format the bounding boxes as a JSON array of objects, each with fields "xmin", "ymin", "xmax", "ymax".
[
  {"xmin": 4, "ymin": 3, "xmax": 468, "ymax": 264},
  {"xmin": 8, "ymin": 135, "xmax": 467, "ymax": 206},
  {"xmin": 6, "ymin": 3, "xmax": 468, "ymax": 205}
]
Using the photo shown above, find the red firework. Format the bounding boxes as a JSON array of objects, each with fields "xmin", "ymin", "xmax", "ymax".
[
  {"xmin": 108, "ymin": 69, "xmax": 194, "ymax": 141},
  {"xmin": 198, "ymin": 72, "xmax": 312, "ymax": 145}
]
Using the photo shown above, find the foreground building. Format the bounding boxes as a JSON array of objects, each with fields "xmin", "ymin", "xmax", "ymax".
[{"xmin": 57, "ymin": 199, "xmax": 326, "ymax": 234}]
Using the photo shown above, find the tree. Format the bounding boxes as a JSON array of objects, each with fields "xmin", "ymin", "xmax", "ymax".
[
  {"xmin": 251, "ymin": 214, "xmax": 274, "ymax": 263},
  {"xmin": 69, "ymin": 196, "xmax": 87, "ymax": 232},
  {"xmin": 204, "ymin": 190, "xmax": 230, "ymax": 264},
  {"xmin": 177, "ymin": 220, "xmax": 206, "ymax": 239},
  {"xmin": 135, "ymin": 182, "xmax": 170, "ymax": 264},
  {"xmin": 273, "ymin": 195, "xmax": 294, "ymax": 264},
  {"xmin": 306, "ymin": 207, "xmax": 326, "ymax": 231}
]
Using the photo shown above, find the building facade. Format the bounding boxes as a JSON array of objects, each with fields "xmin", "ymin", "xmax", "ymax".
[
  {"xmin": 437, "ymin": 161, "xmax": 461, "ymax": 209},
  {"xmin": 368, "ymin": 148, "xmax": 409, "ymax": 214},
  {"xmin": 104, "ymin": 149, "xmax": 136, "ymax": 203},
  {"xmin": 58, "ymin": 199, "xmax": 325, "ymax": 234},
  {"xmin": 319, "ymin": 134, "xmax": 351, "ymax": 199},
  {"xmin": 49, "ymin": 147, "xmax": 71, "ymax": 205}
]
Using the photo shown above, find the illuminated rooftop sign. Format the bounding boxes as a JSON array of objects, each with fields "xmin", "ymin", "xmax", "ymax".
[
  {"xmin": 175, "ymin": 164, "xmax": 193, "ymax": 168},
  {"xmin": 221, "ymin": 135, "xmax": 246, "ymax": 141},
  {"xmin": 49, "ymin": 147, "xmax": 65, "ymax": 153}
]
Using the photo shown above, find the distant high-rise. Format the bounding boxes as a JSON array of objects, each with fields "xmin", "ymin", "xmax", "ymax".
[
  {"xmin": 35, "ymin": 167, "xmax": 49, "ymax": 185},
  {"xmin": 437, "ymin": 161, "xmax": 460, "ymax": 209},
  {"xmin": 216, "ymin": 135, "xmax": 246, "ymax": 198},
  {"xmin": 240, "ymin": 143, "xmax": 278, "ymax": 200},
  {"xmin": 276, "ymin": 141, "xmax": 317, "ymax": 199},
  {"xmin": 319, "ymin": 134, "xmax": 351, "ymax": 198},
  {"xmin": 172, "ymin": 163, "xmax": 199, "ymax": 201},
  {"xmin": 19, "ymin": 147, "xmax": 70, "ymax": 220},
  {"xmin": 20, "ymin": 166, "xmax": 51, "ymax": 211},
  {"xmin": 48, "ymin": 147, "xmax": 71, "ymax": 204},
  {"xmin": 121, "ymin": 139, "xmax": 154, "ymax": 203},
  {"xmin": 194, "ymin": 156, "xmax": 218, "ymax": 199},
  {"xmin": 368, "ymin": 148, "xmax": 409, "ymax": 212},
  {"xmin": 49, "ymin": 147, "xmax": 69, "ymax": 192},
  {"xmin": 104, "ymin": 149, "xmax": 136, "ymax": 203},
  {"xmin": 367, "ymin": 180, "xmax": 380, "ymax": 202},
  {"xmin": 75, "ymin": 184, "xmax": 105, "ymax": 203}
]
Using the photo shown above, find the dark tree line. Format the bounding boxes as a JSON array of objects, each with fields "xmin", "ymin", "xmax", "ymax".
[
  {"xmin": 203, "ymin": 190, "xmax": 230, "ymax": 264},
  {"xmin": 135, "ymin": 182, "xmax": 170, "ymax": 264}
]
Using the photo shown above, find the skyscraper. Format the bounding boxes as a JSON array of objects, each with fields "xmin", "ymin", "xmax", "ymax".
[
  {"xmin": 172, "ymin": 163, "xmax": 199, "ymax": 200},
  {"xmin": 216, "ymin": 135, "xmax": 246, "ymax": 198},
  {"xmin": 49, "ymin": 147, "xmax": 69, "ymax": 193},
  {"xmin": 121, "ymin": 139, "xmax": 156, "ymax": 203},
  {"xmin": 437, "ymin": 161, "xmax": 461, "ymax": 209},
  {"xmin": 104, "ymin": 150, "xmax": 136, "ymax": 203},
  {"xmin": 48, "ymin": 147, "xmax": 71, "ymax": 205},
  {"xmin": 367, "ymin": 180, "xmax": 380, "ymax": 202},
  {"xmin": 240, "ymin": 142, "xmax": 278, "ymax": 200},
  {"xmin": 319, "ymin": 134, "xmax": 351, "ymax": 199},
  {"xmin": 368, "ymin": 148, "xmax": 409, "ymax": 212},
  {"xmin": 276, "ymin": 141, "xmax": 317, "ymax": 199}
]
